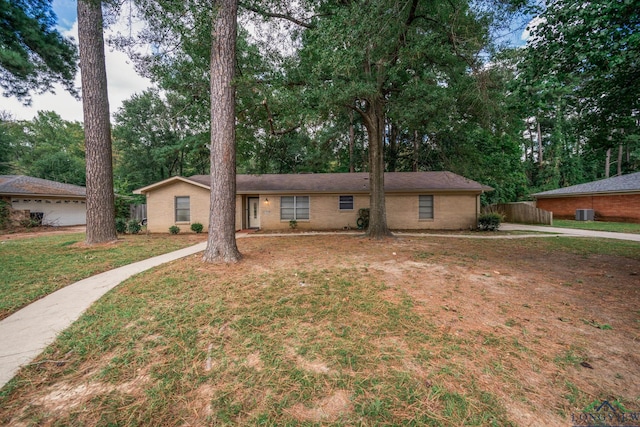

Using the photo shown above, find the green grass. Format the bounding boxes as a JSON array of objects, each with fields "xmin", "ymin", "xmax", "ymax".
[
  {"xmin": 0, "ymin": 233, "xmax": 204, "ymax": 319},
  {"xmin": 1, "ymin": 235, "xmax": 637, "ymax": 425},
  {"xmin": 513, "ymin": 236, "xmax": 640, "ymax": 258},
  {"xmin": 0, "ymin": 242, "xmax": 520, "ymax": 426},
  {"xmin": 552, "ymin": 219, "xmax": 640, "ymax": 234}
]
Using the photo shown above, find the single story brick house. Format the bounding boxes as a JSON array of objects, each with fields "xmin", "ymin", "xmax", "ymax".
[
  {"xmin": 134, "ymin": 171, "xmax": 492, "ymax": 233},
  {"xmin": 532, "ymin": 172, "xmax": 640, "ymax": 223},
  {"xmin": 0, "ymin": 175, "xmax": 87, "ymax": 226}
]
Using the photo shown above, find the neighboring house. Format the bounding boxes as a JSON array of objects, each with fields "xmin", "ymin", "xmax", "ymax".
[
  {"xmin": 0, "ymin": 175, "xmax": 86, "ymax": 226},
  {"xmin": 532, "ymin": 172, "xmax": 640, "ymax": 223},
  {"xmin": 134, "ymin": 172, "xmax": 492, "ymax": 233}
]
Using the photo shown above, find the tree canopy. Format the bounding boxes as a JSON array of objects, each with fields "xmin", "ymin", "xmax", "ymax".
[
  {"xmin": 0, "ymin": 0, "xmax": 78, "ymax": 103},
  {"xmin": 517, "ymin": 0, "xmax": 640, "ymax": 189}
]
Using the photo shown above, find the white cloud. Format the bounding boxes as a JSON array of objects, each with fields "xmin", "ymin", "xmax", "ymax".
[
  {"xmin": 2, "ymin": 16, "xmax": 152, "ymax": 123},
  {"xmin": 521, "ymin": 16, "xmax": 545, "ymax": 44}
]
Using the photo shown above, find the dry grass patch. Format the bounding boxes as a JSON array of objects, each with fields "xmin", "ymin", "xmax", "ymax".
[{"xmin": 1, "ymin": 235, "xmax": 638, "ymax": 426}]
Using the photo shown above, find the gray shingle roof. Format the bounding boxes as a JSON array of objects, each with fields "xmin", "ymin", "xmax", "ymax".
[
  {"xmin": 186, "ymin": 172, "xmax": 492, "ymax": 193},
  {"xmin": 533, "ymin": 172, "xmax": 640, "ymax": 198},
  {"xmin": 0, "ymin": 175, "xmax": 86, "ymax": 198}
]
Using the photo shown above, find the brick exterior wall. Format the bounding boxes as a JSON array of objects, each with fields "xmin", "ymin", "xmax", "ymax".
[
  {"xmin": 144, "ymin": 182, "xmax": 482, "ymax": 232},
  {"xmin": 536, "ymin": 193, "xmax": 640, "ymax": 223},
  {"xmin": 144, "ymin": 182, "xmax": 212, "ymax": 233}
]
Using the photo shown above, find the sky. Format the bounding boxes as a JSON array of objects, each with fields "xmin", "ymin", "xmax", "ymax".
[
  {"xmin": 2, "ymin": 1, "xmax": 534, "ymax": 124},
  {"xmin": 2, "ymin": 0, "xmax": 153, "ymax": 123}
]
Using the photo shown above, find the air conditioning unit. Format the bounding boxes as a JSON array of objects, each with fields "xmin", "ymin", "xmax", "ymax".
[{"xmin": 575, "ymin": 209, "xmax": 594, "ymax": 221}]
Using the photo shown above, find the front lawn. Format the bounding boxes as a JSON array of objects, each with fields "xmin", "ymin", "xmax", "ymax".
[
  {"xmin": 1, "ymin": 235, "xmax": 638, "ymax": 425},
  {"xmin": 0, "ymin": 233, "xmax": 206, "ymax": 320}
]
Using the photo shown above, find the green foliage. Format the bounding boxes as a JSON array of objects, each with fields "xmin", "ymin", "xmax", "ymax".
[
  {"xmin": 477, "ymin": 213, "xmax": 503, "ymax": 231},
  {"xmin": 0, "ymin": 200, "xmax": 10, "ymax": 229},
  {"xmin": 127, "ymin": 219, "xmax": 142, "ymax": 235},
  {"xmin": 19, "ymin": 218, "xmax": 39, "ymax": 228},
  {"xmin": 190, "ymin": 222, "xmax": 203, "ymax": 233},
  {"xmin": 288, "ymin": 220, "xmax": 297, "ymax": 230},
  {"xmin": 0, "ymin": 0, "xmax": 78, "ymax": 102},
  {"xmin": 113, "ymin": 195, "xmax": 131, "ymax": 220},
  {"xmin": 1, "ymin": 111, "xmax": 86, "ymax": 184},
  {"xmin": 115, "ymin": 218, "xmax": 127, "ymax": 234},
  {"xmin": 519, "ymin": 0, "xmax": 640, "ymax": 180},
  {"xmin": 169, "ymin": 225, "xmax": 180, "ymax": 234},
  {"xmin": 112, "ymin": 90, "xmax": 209, "ymax": 193}
]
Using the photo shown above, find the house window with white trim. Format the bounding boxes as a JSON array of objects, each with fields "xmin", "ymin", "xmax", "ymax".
[
  {"xmin": 281, "ymin": 196, "xmax": 309, "ymax": 220},
  {"xmin": 419, "ymin": 195, "xmax": 434, "ymax": 220},
  {"xmin": 175, "ymin": 196, "xmax": 190, "ymax": 222},
  {"xmin": 339, "ymin": 195, "xmax": 354, "ymax": 211}
]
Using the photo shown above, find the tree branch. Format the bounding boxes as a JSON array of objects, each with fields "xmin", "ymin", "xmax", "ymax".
[
  {"xmin": 240, "ymin": 4, "xmax": 315, "ymax": 29},
  {"xmin": 261, "ymin": 98, "xmax": 301, "ymax": 135}
]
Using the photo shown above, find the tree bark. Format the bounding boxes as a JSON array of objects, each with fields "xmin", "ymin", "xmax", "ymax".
[
  {"xmin": 387, "ymin": 120, "xmax": 397, "ymax": 172},
  {"xmin": 526, "ymin": 120, "xmax": 535, "ymax": 162},
  {"xmin": 413, "ymin": 130, "xmax": 419, "ymax": 172},
  {"xmin": 536, "ymin": 119, "xmax": 543, "ymax": 165},
  {"xmin": 348, "ymin": 110, "xmax": 355, "ymax": 173},
  {"xmin": 361, "ymin": 95, "xmax": 391, "ymax": 239},
  {"xmin": 203, "ymin": 0, "xmax": 241, "ymax": 263},
  {"xmin": 617, "ymin": 143, "xmax": 623, "ymax": 176},
  {"xmin": 77, "ymin": 0, "xmax": 116, "ymax": 245},
  {"xmin": 605, "ymin": 147, "xmax": 611, "ymax": 178}
]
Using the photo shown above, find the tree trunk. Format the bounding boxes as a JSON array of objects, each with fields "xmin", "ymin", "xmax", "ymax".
[
  {"xmin": 527, "ymin": 120, "xmax": 535, "ymax": 162},
  {"xmin": 536, "ymin": 119, "xmax": 543, "ymax": 164},
  {"xmin": 412, "ymin": 130, "xmax": 419, "ymax": 172},
  {"xmin": 348, "ymin": 109, "xmax": 355, "ymax": 173},
  {"xmin": 203, "ymin": 0, "xmax": 241, "ymax": 263},
  {"xmin": 77, "ymin": 0, "xmax": 117, "ymax": 245},
  {"xmin": 361, "ymin": 95, "xmax": 391, "ymax": 239},
  {"xmin": 387, "ymin": 120, "xmax": 397, "ymax": 172},
  {"xmin": 617, "ymin": 143, "xmax": 623, "ymax": 176},
  {"xmin": 605, "ymin": 147, "xmax": 611, "ymax": 178}
]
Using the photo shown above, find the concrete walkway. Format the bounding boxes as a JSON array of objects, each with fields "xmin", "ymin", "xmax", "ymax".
[{"xmin": 1, "ymin": 226, "xmax": 638, "ymax": 389}]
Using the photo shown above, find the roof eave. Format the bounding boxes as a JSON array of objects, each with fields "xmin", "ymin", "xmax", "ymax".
[
  {"xmin": 533, "ymin": 190, "xmax": 640, "ymax": 198},
  {"xmin": 2, "ymin": 192, "xmax": 86, "ymax": 199},
  {"xmin": 133, "ymin": 176, "xmax": 210, "ymax": 194}
]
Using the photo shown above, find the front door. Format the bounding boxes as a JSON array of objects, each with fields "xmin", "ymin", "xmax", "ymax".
[{"xmin": 247, "ymin": 197, "xmax": 260, "ymax": 229}]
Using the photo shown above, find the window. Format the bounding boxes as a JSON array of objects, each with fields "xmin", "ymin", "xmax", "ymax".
[
  {"xmin": 339, "ymin": 195, "xmax": 354, "ymax": 211},
  {"xmin": 419, "ymin": 195, "xmax": 434, "ymax": 220},
  {"xmin": 281, "ymin": 196, "xmax": 309, "ymax": 220},
  {"xmin": 175, "ymin": 196, "xmax": 190, "ymax": 222}
]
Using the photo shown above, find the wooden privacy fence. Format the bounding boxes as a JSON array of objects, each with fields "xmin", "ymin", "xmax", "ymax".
[
  {"xmin": 484, "ymin": 202, "xmax": 553, "ymax": 225},
  {"xmin": 130, "ymin": 204, "xmax": 147, "ymax": 221}
]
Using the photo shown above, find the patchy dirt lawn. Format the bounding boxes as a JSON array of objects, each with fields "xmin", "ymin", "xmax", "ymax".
[{"xmin": 1, "ymin": 234, "xmax": 638, "ymax": 426}]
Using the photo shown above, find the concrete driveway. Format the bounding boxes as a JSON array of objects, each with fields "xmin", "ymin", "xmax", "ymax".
[{"xmin": 501, "ymin": 223, "xmax": 640, "ymax": 242}]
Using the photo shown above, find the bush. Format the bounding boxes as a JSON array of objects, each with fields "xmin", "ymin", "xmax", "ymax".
[
  {"xmin": 289, "ymin": 220, "xmax": 298, "ymax": 229},
  {"xmin": 115, "ymin": 218, "xmax": 128, "ymax": 234},
  {"xmin": 20, "ymin": 218, "xmax": 39, "ymax": 228},
  {"xmin": 0, "ymin": 200, "xmax": 9, "ymax": 229},
  {"xmin": 169, "ymin": 225, "xmax": 180, "ymax": 234},
  {"xmin": 127, "ymin": 219, "xmax": 142, "ymax": 234},
  {"xmin": 190, "ymin": 222, "xmax": 204, "ymax": 233},
  {"xmin": 478, "ymin": 212, "xmax": 503, "ymax": 231}
]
